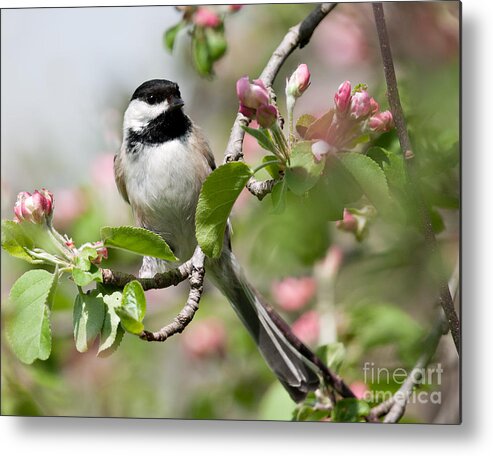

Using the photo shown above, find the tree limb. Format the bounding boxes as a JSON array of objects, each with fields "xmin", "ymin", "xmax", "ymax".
[
  {"xmin": 139, "ymin": 247, "xmax": 205, "ymax": 342},
  {"xmin": 372, "ymin": 2, "xmax": 460, "ymax": 354}
]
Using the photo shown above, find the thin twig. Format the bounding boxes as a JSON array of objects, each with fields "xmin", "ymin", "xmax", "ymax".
[
  {"xmin": 101, "ymin": 259, "xmax": 192, "ymax": 290},
  {"xmin": 224, "ymin": 3, "xmax": 338, "ymax": 199},
  {"xmin": 372, "ymin": 3, "xmax": 460, "ymax": 354},
  {"xmin": 369, "ymin": 255, "xmax": 460, "ymax": 423},
  {"xmin": 140, "ymin": 247, "xmax": 206, "ymax": 342}
]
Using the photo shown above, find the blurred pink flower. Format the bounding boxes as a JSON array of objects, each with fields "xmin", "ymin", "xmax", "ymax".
[
  {"xmin": 292, "ymin": 311, "xmax": 320, "ymax": 346},
  {"xmin": 272, "ymin": 277, "xmax": 316, "ymax": 312},
  {"xmin": 228, "ymin": 5, "xmax": 243, "ymax": 13},
  {"xmin": 193, "ymin": 7, "xmax": 222, "ymax": 28},
  {"xmin": 318, "ymin": 246, "xmax": 344, "ymax": 279},
  {"xmin": 349, "ymin": 381, "xmax": 370, "ymax": 400},
  {"xmin": 52, "ymin": 188, "xmax": 87, "ymax": 229},
  {"xmin": 313, "ymin": 12, "xmax": 369, "ymax": 68},
  {"xmin": 182, "ymin": 318, "xmax": 227, "ymax": 359},
  {"xmin": 91, "ymin": 153, "xmax": 116, "ymax": 190},
  {"xmin": 336, "ymin": 209, "xmax": 358, "ymax": 233}
]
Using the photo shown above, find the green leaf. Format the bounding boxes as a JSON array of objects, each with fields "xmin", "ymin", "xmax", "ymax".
[
  {"xmin": 339, "ymin": 152, "xmax": 392, "ymax": 214},
  {"xmin": 1, "ymin": 220, "xmax": 36, "ymax": 263},
  {"xmin": 5, "ymin": 270, "xmax": 57, "ymax": 364},
  {"xmin": 295, "ymin": 114, "xmax": 316, "ymax": 138},
  {"xmin": 98, "ymin": 290, "xmax": 123, "ymax": 356},
  {"xmin": 73, "ymin": 290, "xmax": 106, "ymax": 353},
  {"xmin": 241, "ymin": 126, "xmax": 278, "ymax": 155},
  {"xmin": 192, "ymin": 33, "xmax": 213, "ymax": 77},
  {"xmin": 332, "ymin": 398, "xmax": 370, "ymax": 422},
  {"xmin": 72, "ymin": 264, "xmax": 102, "ymax": 287},
  {"xmin": 205, "ymin": 27, "xmax": 227, "ymax": 60},
  {"xmin": 262, "ymin": 155, "xmax": 283, "ymax": 179},
  {"xmin": 271, "ymin": 179, "xmax": 287, "ymax": 214},
  {"xmin": 116, "ymin": 280, "xmax": 146, "ymax": 335},
  {"xmin": 101, "ymin": 226, "xmax": 177, "ymax": 261},
  {"xmin": 164, "ymin": 22, "xmax": 183, "ymax": 52},
  {"xmin": 285, "ymin": 141, "xmax": 324, "ymax": 195},
  {"xmin": 196, "ymin": 162, "xmax": 253, "ymax": 258},
  {"xmin": 316, "ymin": 342, "xmax": 346, "ymax": 373}
]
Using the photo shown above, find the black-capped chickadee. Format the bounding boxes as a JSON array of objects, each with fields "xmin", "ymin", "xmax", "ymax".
[{"xmin": 114, "ymin": 79, "xmax": 319, "ymax": 401}]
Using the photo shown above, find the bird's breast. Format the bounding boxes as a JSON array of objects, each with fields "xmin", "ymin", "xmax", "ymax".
[{"xmin": 123, "ymin": 137, "xmax": 211, "ymax": 260}]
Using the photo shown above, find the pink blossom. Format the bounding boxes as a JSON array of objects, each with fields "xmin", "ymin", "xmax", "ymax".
[
  {"xmin": 52, "ymin": 188, "xmax": 86, "ymax": 229},
  {"xmin": 369, "ymin": 97, "xmax": 379, "ymax": 115},
  {"xmin": 13, "ymin": 189, "xmax": 54, "ymax": 224},
  {"xmin": 272, "ymin": 277, "xmax": 316, "ymax": 312},
  {"xmin": 350, "ymin": 90, "xmax": 372, "ymax": 119},
  {"xmin": 182, "ymin": 318, "xmax": 227, "ymax": 359},
  {"xmin": 236, "ymin": 76, "xmax": 270, "ymax": 111},
  {"xmin": 311, "ymin": 140, "xmax": 333, "ymax": 162},
  {"xmin": 193, "ymin": 7, "xmax": 221, "ymax": 28},
  {"xmin": 286, "ymin": 64, "xmax": 311, "ymax": 98},
  {"xmin": 292, "ymin": 311, "xmax": 320, "ymax": 346},
  {"xmin": 334, "ymin": 80, "xmax": 352, "ymax": 113},
  {"xmin": 336, "ymin": 209, "xmax": 358, "ymax": 233},
  {"xmin": 369, "ymin": 110, "xmax": 393, "ymax": 132},
  {"xmin": 91, "ymin": 241, "xmax": 109, "ymax": 264}
]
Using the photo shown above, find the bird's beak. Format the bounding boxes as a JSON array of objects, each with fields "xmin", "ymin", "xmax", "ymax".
[{"xmin": 169, "ymin": 95, "xmax": 185, "ymax": 110}]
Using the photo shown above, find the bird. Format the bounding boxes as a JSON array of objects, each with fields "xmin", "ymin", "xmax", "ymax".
[{"xmin": 114, "ymin": 79, "xmax": 320, "ymax": 402}]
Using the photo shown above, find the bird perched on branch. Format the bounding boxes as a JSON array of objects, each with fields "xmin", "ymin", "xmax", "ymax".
[{"xmin": 114, "ymin": 79, "xmax": 320, "ymax": 401}]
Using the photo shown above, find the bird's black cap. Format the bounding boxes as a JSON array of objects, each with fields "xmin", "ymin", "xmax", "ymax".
[{"xmin": 131, "ymin": 79, "xmax": 182, "ymax": 106}]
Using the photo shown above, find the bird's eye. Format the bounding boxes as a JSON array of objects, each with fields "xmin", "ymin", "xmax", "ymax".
[{"xmin": 146, "ymin": 94, "xmax": 155, "ymax": 103}]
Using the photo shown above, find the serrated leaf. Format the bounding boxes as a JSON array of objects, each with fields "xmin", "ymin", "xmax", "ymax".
[
  {"xmin": 196, "ymin": 162, "xmax": 253, "ymax": 258},
  {"xmin": 1, "ymin": 220, "xmax": 36, "ymax": 262},
  {"xmin": 164, "ymin": 22, "xmax": 183, "ymax": 52},
  {"xmin": 73, "ymin": 290, "xmax": 106, "ymax": 353},
  {"xmin": 241, "ymin": 126, "xmax": 278, "ymax": 155},
  {"xmin": 98, "ymin": 291, "xmax": 123, "ymax": 356},
  {"xmin": 339, "ymin": 152, "xmax": 392, "ymax": 214},
  {"xmin": 332, "ymin": 398, "xmax": 370, "ymax": 422},
  {"xmin": 271, "ymin": 179, "xmax": 287, "ymax": 214},
  {"xmin": 285, "ymin": 141, "xmax": 324, "ymax": 195},
  {"xmin": 5, "ymin": 270, "xmax": 57, "ymax": 364},
  {"xmin": 101, "ymin": 226, "xmax": 177, "ymax": 261},
  {"xmin": 116, "ymin": 280, "xmax": 146, "ymax": 335}
]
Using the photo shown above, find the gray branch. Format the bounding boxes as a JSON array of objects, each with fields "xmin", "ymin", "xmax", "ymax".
[
  {"xmin": 372, "ymin": 3, "xmax": 460, "ymax": 354},
  {"xmin": 139, "ymin": 247, "xmax": 206, "ymax": 342}
]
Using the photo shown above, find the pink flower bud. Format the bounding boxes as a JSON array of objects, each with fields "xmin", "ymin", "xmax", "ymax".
[
  {"xmin": 336, "ymin": 209, "xmax": 358, "ymax": 232},
  {"xmin": 334, "ymin": 81, "xmax": 352, "ymax": 113},
  {"xmin": 13, "ymin": 189, "xmax": 54, "ymax": 224},
  {"xmin": 369, "ymin": 110, "xmax": 393, "ymax": 132},
  {"xmin": 292, "ymin": 311, "xmax": 320, "ymax": 346},
  {"xmin": 350, "ymin": 90, "xmax": 371, "ymax": 119},
  {"xmin": 228, "ymin": 4, "xmax": 243, "ymax": 12},
  {"xmin": 256, "ymin": 103, "xmax": 278, "ymax": 128},
  {"xmin": 239, "ymin": 103, "xmax": 256, "ymax": 119},
  {"xmin": 193, "ymin": 7, "xmax": 221, "ymax": 28},
  {"xmin": 369, "ymin": 97, "xmax": 379, "ymax": 115},
  {"xmin": 286, "ymin": 64, "xmax": 311, "ymax": 98},
  {"xmin": 236, "ymin": 76, "xmax": 270, "ymax": 110},
  {"xmin": 272, "ymin": 277, "xmax": 317, "ymax": 312},
  {"xmin": 91, "ymin": 241, "xmax": 108, "ymax": 264}
]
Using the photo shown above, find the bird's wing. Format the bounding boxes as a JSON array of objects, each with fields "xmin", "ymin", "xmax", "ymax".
[
  {"xmin": 113, "ymin": 152, "xmax": 129, "ymax": 204},
  {"xmin": 191, "ymin": 124, "xmax": 217, "ymax": 172}
]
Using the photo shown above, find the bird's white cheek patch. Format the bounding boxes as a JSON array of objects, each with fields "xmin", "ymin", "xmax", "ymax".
[{"xmin": 123, "ymin": 99, "xmax": 169, "ymax": 131}]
